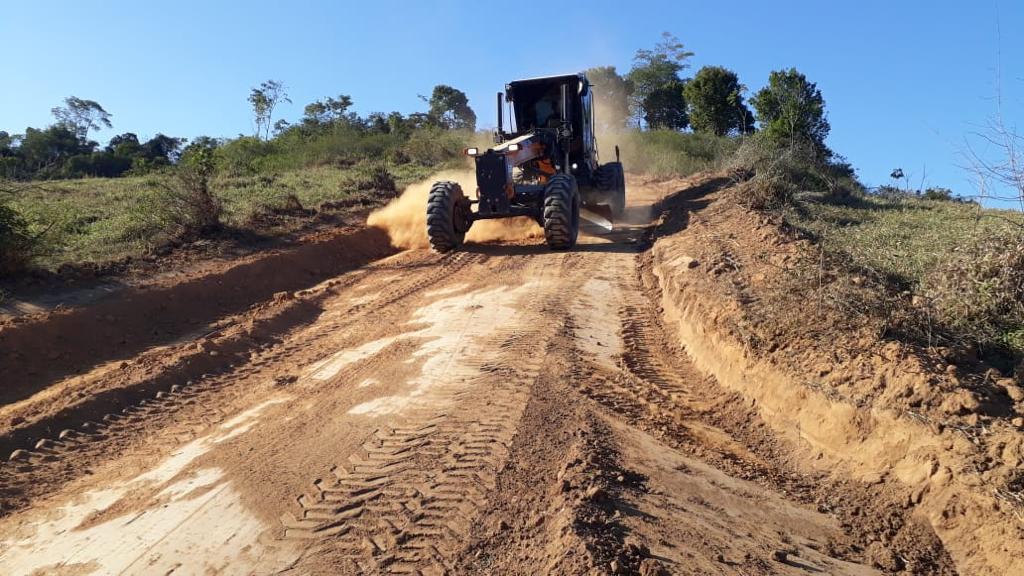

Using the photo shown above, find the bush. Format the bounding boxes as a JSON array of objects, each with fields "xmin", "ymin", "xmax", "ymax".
[
  {"xmin": 173, "ymin": 143, "xmax": 222, "ymax": 237},
  {"xmin": 924, "ymin": 234, "xmax": 1024, "ymax": 363},
  {"xmin": 403, "ymin": 126, "xmax": 468, "ymax": 166},
  {"xmin": 96, "ymin": 169, "xmax": 222, "ymax": 250},
  {"xmin": 728, "ymin": 135, "xmax": 862, "ymax": 208},
  {"xmin": 353, "ymin": 164, "xmax": 396, "ymax": 193},
  {"xmin": 922, "ymin": 187, "xmax": 954, "ymax": 201},
  {"xmin": 0, "ymin": 202, "xmax": 34, "ymax": 274},
  {"xmin": 215, "ymin": 137, "xmax": 281, "ymax": 176},
  {"xmin": 617, "ymin": 130, "xmax": 738, "ymax": 178}
]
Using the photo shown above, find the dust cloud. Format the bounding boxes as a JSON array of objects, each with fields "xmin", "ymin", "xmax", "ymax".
[{"xmin": 367, "ymin": 170, "xmax": 542, "ymax": 249}]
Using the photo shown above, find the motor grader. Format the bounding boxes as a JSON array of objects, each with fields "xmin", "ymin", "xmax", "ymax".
[{"xmin": 426, "ymin": 72, "xmax": 626, "ymax": 252}]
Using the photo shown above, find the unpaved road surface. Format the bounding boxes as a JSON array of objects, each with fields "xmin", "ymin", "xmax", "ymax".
[{"xmin": 0, "ymin": 178, "xmax": 959, "ymax": 575}]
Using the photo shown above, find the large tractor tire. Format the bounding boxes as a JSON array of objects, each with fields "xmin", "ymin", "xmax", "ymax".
[
  {"xmin": 595, "ymin": 162, "xmax": 626, "ymax": 217},
  {"xmin": 543, "ymin": 174, "xmax": 580, "ymax": 250},
  {"xmin": 426, "ymin": 181, "xmax": 471, "ymax": 253}
]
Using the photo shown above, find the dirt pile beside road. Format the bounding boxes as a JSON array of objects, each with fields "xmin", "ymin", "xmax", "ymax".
[
  {"xmin": 647, "ymin": 176, "xmax": 1024, "ymax": 575},
  {"xmin": 0, "ymin": 226, "xmax": 394, "ymax": 459}
]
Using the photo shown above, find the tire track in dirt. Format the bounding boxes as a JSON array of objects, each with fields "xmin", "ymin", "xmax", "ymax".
[
  {"xmin": 280, "ymin": 267, "xmax": 572, "ymax": 574},
  {"xmin": 0, "ymin": 249, "xmax": 485, "ymax": 517}
]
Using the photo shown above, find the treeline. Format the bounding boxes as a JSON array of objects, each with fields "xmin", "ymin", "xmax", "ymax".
[
  {"xmin": 208, "ymin": 83, "xmax": 477, "ymax": 176},
  {"xmin": 2, "ymin": 32, "xmax": 839, "ymax": 183},
  {"xmin": 0, "ymin": 84, "xmax": 478, "ymax": 182},
  {"xmin": 586, "ymin": 33, "xmax": 830, "ymax": 152},
  {"xmin": 0, "ymin": 97, "xmax": 185, "ymax": 180}
]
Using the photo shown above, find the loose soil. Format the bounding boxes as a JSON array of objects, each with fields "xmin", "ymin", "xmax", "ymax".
[{"xmin": 0, "ymin": 173, "xmax": 1016, "ymax": 575}]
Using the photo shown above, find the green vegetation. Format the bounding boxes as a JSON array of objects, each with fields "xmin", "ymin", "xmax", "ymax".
[
  {"xmin": 248, "ymin": 80, "xmax": 291, "ymax": 140},
  {"xmin": 0, "ymin": 201, "xmax": 33, "ymax": 275},
  {"xmin": 750, "ymin": 69, "xmax": 830, "ymax": 150},
  {"xmin": 626, "ymin": 32, "xmax": 694, "ymax": 130},
  {"xmin": 4, "ymin": 162, "xmax": 443, "ymax": 269},
  {"xmin": 425, "ymin": 85, "xmax": 477, "ymax": 131},
  {"xmin": 684, "ymin": 66, "xmax": 754, "ymax": 136},
  {"xmin": 1, "ymin": 96, "xmax": 184, "ymax": 180},
  {"xmin": 617, "ymin": 131, "xmax": 740, "ymax": 178},
  {"xmin": 0, "ymin": 78, "xmax": 475, "ymax": 272},
  {"xmin": 723, "ymin": 124, "xmax": 1023, "ymax": 368},
  {"xmin": 727, "ymin": 136, "xmax": 858, "ymax": 209},
  {"xmin": 784, "ymin": 190, "xmax": 1024, "ymax": 366},
  {"xmin": 790, "ymin": 193, "xmax": 1010, "ymax": 287}
]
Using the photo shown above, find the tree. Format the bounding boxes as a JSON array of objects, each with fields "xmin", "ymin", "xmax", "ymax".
[
  {"xmin": 426, "ymin": 85, "xmax": 476, "ymax": 130},
  {"xmin": 685, "ymin": 66, "xmax": 754, "ymax": 136},
  {"xmin": 643, "ymin": 80, "xmax": 688, "ymax": 130},
  {"xmin": 585, "ymin": 66, "xmax": 634, "ymax": 132},
  {"xmin": 386, "ymin": 111, "xmax": 413, "ymax": 136},
  {"xmin": 302, "ymin": 94, "xmax": 354, "ymax": 126},
  {"xmin": 106, "ymin": 132, "xmax": 142, "ymax": 156},
  {"xmin": 248, "ymin": 80, "xmax": 290, "ymax": 140},
  {"xmin": 366, "ymin": 112, "xmax": 391, "ymax": 134},
  {"xmin": 51, "ymin": 97, "xmax": 112, "ymax": 140},
  {"xmin": 750, "ymin": 68, "xmax": 830, "ymax": 149},
  {"xmin": 405, "ymin": 112, "xmax": 434, "ymax": 131},
  {"xmin": 18, "ymin": 125, "xmax": 92, "ymax": 174},
  {"xmin": 0, "ymin": 131, "xmax": 15, "ymax": 157},
  {"xmin": 141, "ymin": 134, "xmax": 186, "ymax": 163},
  {"xmin": 627, "ymin": 32, "xmax": 694, "ymax": 128}
]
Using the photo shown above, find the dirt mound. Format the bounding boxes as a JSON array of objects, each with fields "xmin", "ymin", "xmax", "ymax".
[
  {"xmin": 647, "ymin": 175, "xmax": 1024, "ymax": 575},
  {"xmin": 366, "ymin": 170, "xmax": 542, "ymax": 249},
  {"xmin": 0, "ymin": 226, "xmax": 394, "ymax": 454}
]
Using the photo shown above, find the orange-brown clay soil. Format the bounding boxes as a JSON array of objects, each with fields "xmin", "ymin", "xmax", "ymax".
[{"xmin": 0, "ymin": 174, "xmax": 1017, "ymax": 575}]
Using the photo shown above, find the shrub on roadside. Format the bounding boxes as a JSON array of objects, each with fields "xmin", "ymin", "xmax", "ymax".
[
  {"xmin": 353, "ymin": 164, "xmax": 396, "ymax": 194},
  {"xmin": 0, "ymin": 202, "xmax": 34, "ymax": 274},
  {"xmin": 403, "ymin": 126, "xmax": 468, "ymax": 166},
  {"xmin": 922, "ymin": 234, "xmax": 1024, "ymax": 365},
  {"xmin": 617, "ymin": 130, "xmax": 739, "ymax": 178},
  {"xmin": 728, "ymin": 135, "xmax": 862, "ymax": 209},
  {"xmin": 171, "ymin": 140, "xmax": 222, "ymax": 238},
  {"xmin": 105, "ymin": 140, "xmax": 225, "ymax": 249}
]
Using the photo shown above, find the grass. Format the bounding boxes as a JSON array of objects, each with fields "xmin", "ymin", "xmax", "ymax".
[
  {"xmin": 783, "ymin": 189, "xmax": 1024, "ymax": 367},
  {"xmin": 215, "ymin": 162, "xmax": 437, "ymax": 223},
  {"xmin": 719, "ymin": 133, "xmax": 1024, "ymax": 368},
  {"xmin": 4, "ymin": 161, "xmax": 441, "ymax": 269},
  {"xmin": 615, "ymin": 130, "xmax": 740, "ymax": 178},
  {"xmin": 786, "ymin": 192, "xmax": 1022, "ymax": 287}
]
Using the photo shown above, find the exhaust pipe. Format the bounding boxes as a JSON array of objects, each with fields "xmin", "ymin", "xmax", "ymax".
[
  {"xmin": 561, "ymin": 83, "xmax": 569, "ymax": 171},
  {"xmin": 496, "ymin": 92, "xmax": 504, "ymax": 138}
]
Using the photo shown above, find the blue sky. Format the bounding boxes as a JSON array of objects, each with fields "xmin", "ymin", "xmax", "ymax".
[{"xmin": 2, "ymin": 1, "xmax": 1021, "ymax": 201}]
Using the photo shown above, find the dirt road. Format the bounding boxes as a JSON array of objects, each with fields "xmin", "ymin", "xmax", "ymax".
[{"xmin": 0, "ymin": 178, "xmax": 961, "ymax": 574}]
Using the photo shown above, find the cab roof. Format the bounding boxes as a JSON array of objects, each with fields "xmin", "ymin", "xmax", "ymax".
[{"xmin": 506, "ymin": 72, "xmax": 586, "ymax": 89}]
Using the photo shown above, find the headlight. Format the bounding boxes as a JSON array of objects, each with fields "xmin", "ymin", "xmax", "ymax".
[
  {"xmin": 465, "ymin": 147, "xmax": 479, "ymax": 156},
  {"xmin": 507, "ymin": 143, "xmax": 520, "ymax": 152}
]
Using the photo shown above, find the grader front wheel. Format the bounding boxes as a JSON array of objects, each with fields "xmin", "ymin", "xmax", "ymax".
[
  {"xmin": 542, "ymin": 174, "xmax": 580, "ymax": 250},
  {"xmin": 426, "ymin": 181, "xmax": 471, "ymax": 253}
]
